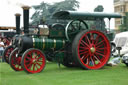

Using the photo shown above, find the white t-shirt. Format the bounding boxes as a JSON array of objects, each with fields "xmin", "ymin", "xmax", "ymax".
[{"xmin": 0, "ymin": 42, "xmax": 4, "ymax": 50}]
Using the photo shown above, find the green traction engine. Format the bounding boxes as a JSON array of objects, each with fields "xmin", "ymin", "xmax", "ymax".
[{"xmin": 9, "ymin": 6, "xmax": 122, "ymax": 73}]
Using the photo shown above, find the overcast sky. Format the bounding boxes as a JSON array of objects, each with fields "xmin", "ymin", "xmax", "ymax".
[{"xmin": 0, "ymin": 0, "xmax": 114, "ymax": 27}]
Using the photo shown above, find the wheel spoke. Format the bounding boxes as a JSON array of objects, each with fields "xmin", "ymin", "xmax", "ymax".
[
  {"xmin": 33, "ymin": 64, "xmax": 36, "ymax": 71},
  {"xmin": 94, "ymin": 35, "xmax": 100, "ymax": 45},
  {"xmin": 26, "ymin": 62, "xmax": 33, "ymax": 68},
  {"xmin": 82, "ymin": 53, "xmax": 89, "ymax": 61},
  {"xmin": 25, "ymin": 59, "xmax": 31, "ymax": 63},
  {"xmin": 86, "ymin": 57, "xmax": 91, "ymax": 65},
  {"xmin": 96, "ymin": 43, "xmax": 104, "ymax": 48},
  {"xmin": 95, "ymin": 52, "xmax": 105, "ymax": 57},
  {"xmin": 35, "ymin": 64, "xmax": 38, "ymax": 69},
  {"xmin": 96, "ymin": 47, "xmax": 107, "ymax": 50},
  {"xmin": 26, "ymin": 56, "xmax": 32, "ymax": 60},
  {"xmin": 36, "ymin": 56, "xmax": 42, "ymax": 61},
  {"xmin": 79, "ymin": 46, "xmax": 89, "ymax": 50},
  {"xmin": 96, "ymin": 50, "xmax": 104, "ymax": 54},
  {"xmin": 28, "ymin": 52, "xmax": 32, "ymax": 58},
  {"xmin": 81, "ymin": 40, "xmax": 89, "ymax": 47},
  {"xmin": 90, "ymin": 56, "xmax": 95, "ymax": 66},
  {"xmin": 95, "ymin": 40, "xmax": 105, "ymax": 46},
  {"xmin": 79, "ymin": 49, "xmax": 88, "ymax": 52},
  {"xmin": 85, "ymin": 35, "xmax": 91, "ymax": 45},
  {"xmin": 92, "ymin": 55, "xmax": 96, "ymax": 65},
  {"xmin": 89, "ymin": 33, "xmax": 94, "ymax": 44},
  {"xmin": 94, "ymin": 55, "xmax": 102, "ymax": 64},
  {"xmin": 79, "ymin": 51, "xmax": 89, "ymax": 55},
  {"xmin": 36, "ymin": 62, "xmax": 42, "ymax": 67}
]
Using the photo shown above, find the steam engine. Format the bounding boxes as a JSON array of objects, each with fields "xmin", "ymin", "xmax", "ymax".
[{"xmin": 7, "ymin": 6, "xmax": 122, "ymax": 74}]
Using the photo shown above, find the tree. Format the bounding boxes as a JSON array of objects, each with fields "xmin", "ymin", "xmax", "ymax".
[
  {"xmin": 31, "ymin": 0, "xmax": 80, "ymax": 25},
  {"xmin": 31, "ymin": 2, "xmax": 50, "ymax": 25},
  {"xmin": 93, "ymin": 5, "xmax": 105, "ymax": 30},
  {"xmin": 94, "ymin": 5, "xmax": 104, "ymax": 12}
]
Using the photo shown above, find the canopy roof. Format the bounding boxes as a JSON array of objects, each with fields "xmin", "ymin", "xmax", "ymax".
[{"xmin": 52, "ymin": 11, "xmax": 122, "ymax": 20}]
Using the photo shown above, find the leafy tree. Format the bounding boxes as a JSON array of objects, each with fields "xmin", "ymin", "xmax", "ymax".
[
  {"xmin": 94, "ymin": 5, "xmax": 104, "ymax": 12},
  {"xmin": 31, "ymin": 0, "xmax": 80, "ymax": 25},
  {"xmin": 93, "ymin": 5, "xmax": 105, "ymax": 31},
  {"xmin": 31, "ymin": 2, "xmax": 50, "ymax": 25}
]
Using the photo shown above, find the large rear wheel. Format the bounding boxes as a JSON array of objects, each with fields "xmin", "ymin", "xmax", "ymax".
[
  {"xmin": 21, "ymin": 48, "xmax": 46, "ymax": 73},
  {"xmin": 72, "ymin": 29, "xmax": 111, "ymax": 70}
]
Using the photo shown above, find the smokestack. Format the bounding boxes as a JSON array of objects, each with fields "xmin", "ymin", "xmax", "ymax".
[
  {"xmin": 15, "ymin": 13, "xmax": 21, "ymax": 34},
  {"xmin": 22, "ymin": 6, "xmax": 30, "ymax": 34}
]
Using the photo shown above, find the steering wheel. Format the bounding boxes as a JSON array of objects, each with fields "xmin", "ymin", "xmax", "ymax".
[{"xmin": 65, "ymin": 19, "xmax": 88, "ymax": 41}]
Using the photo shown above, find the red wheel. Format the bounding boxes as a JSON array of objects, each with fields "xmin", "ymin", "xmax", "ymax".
[
  {"xmin": 21, "ymin": 48, "xmax": 46, "ymax": 73},
  {"xmin": 3, "ymin": 45, "xmax": 14, "ymax": 64},
  {"xmin": 72, "ymin": 29, "xmax": 111, "ymax": 70},
  {"xmin": 9, "ymin": 48, "xmax": 23, "ymax": 71},
  {"xmin": 3, "ymin": 38, "xmax": 11, "ymax": 46}
]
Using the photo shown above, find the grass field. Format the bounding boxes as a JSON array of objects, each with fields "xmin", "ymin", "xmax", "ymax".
[{"xmin": 0, "ymin": 62, "xmax": 128, "ymax": 85}]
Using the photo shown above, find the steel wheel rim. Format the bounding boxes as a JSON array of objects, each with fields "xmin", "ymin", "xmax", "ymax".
[
  {"xmin": 65, "ymin": 20, "xmax": 88, "ymax": 41},
  {"xmin": 23, "ymin": 49, "xmax": 46, "ymax": 73},
  {"xmin": 10, "ymin": 49, "xmax": 23, "ymax": 71},
  {"xmin": 5, "ymin": 47, "xmax": 14, "ymax": 63},
  {"xmin": 78, "ymin": 30, "xmax": 110, "ymax": 69}
]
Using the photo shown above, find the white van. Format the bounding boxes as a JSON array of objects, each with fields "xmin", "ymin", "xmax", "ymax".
[{"xmin": 112, "ymin": 31, "xmax": 128, "ymax": 66}]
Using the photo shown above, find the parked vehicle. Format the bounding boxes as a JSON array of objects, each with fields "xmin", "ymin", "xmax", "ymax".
[{"xmin": 112, "ymin": 31, "xmax": 128, "ymax": 66}]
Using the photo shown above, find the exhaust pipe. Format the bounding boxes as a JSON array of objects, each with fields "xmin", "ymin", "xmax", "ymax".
[
  {"xmin": 15, "ymin": 13, "xmax": 21, "ymax": 34},
  {"xmin": 22, "ymin": 6, "xmax": 30, "ymax": 34}
]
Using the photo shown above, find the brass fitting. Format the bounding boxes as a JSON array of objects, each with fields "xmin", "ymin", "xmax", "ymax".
[
  {"xmin": 15, "ymin": 13, "xmax": 21, "ymax": 16},
  {"xmin": 22, "ymin": 5, "xmax": 31, "ymax": 10}
]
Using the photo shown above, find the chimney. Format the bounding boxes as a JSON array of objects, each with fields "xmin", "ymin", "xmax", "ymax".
[
  {"xmin": 22, "ymin": 6, "xmax": 30, "ymax": 34},
  {"xmin": 15, "ymin": 13, "xmax": 21, "ymax": 34}
]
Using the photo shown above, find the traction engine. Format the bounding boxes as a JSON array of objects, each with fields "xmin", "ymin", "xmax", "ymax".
[{"xmin": 7, "ymin": 6, "xmax": 121, "ymax": 73}]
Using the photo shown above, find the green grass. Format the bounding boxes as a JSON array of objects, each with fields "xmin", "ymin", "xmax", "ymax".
[{"xmin": 0, "ymin": 62, "xmax": 128, "ymax": 85}]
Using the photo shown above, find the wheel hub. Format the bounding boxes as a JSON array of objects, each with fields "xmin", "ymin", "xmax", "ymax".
[
  {"xmin": 90, "ymin": 47, "xmax": 95, "ymax": 53},
  {"xmin": 33, "ymin": 59, "xmax": 36, "ymax": 63}
]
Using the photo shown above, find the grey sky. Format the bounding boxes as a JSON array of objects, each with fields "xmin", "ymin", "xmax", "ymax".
[{"xmin": 0, "ymin": 0, "xmax": 114, "ymax": 27}]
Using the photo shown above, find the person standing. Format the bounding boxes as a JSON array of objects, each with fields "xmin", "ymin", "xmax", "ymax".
[{"xmin": 0, "ymin": 38, "xmax": 5, "ymax": 62}]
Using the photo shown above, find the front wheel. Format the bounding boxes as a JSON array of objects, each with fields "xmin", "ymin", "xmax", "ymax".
[
  {"xmin": 21, "ymin": 48, "xmax": 46, "ymax": 73},
  {"xmin": 72, "ymin": 29, "xmax": 111, "ymax": 70},
  {"xmin": 9, "ymin": 47, "xmax": 23, "ymax": 71}
]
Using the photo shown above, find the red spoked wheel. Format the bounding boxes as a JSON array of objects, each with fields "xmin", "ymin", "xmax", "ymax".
[
  {"xmin": 72, "ymin": 29, "xmax": 111, "ymax": 70},
  {"xmin": 21, "ymin": 48, "xmax": 46, "ymax": 73},
  {"xmin": 3, "ymin": 37, "xmax": 11, "ymax": 46},
  {"xmin": 3, "ymin": 45, "xmax": 14, "ymax": 64},
  {"xmin": 9, "ymin": 47, "xmax": 23, "ymax": 71}
]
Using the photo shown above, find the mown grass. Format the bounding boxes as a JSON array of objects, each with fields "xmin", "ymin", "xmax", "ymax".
[{"xmin": 0, "ymin": 62, "xmax": 128, "ymax": 85}]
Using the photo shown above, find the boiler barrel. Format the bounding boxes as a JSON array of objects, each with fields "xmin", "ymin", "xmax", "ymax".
[
  {"xmin": 33, "ymin": 38, "xmax": 65, "ymax": 50},
  {"xmin": 19, "ymin": 36, "xmax": 66, "ymax": 51}
]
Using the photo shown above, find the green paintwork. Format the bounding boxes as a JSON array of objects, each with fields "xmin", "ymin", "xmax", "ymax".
[
  {"xmin": 33, "ymin": 37, "xmax": 65, "ymax": 50},
  {"xmin": 54, "ymin": 52, "xmax": 65, "ymax": 63},
  {"xmin": 52, "ymin": 11, "xmax": 122, "ymax": 20},
  {"xmin": 107, "ymin": 33, "xmax": 115, "ymax": 41},
  {"xmin": 49, "ymin": 29, "xmax": 65, "ymax": 38}
]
